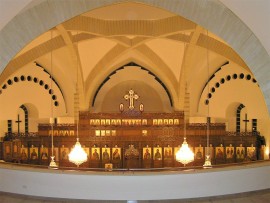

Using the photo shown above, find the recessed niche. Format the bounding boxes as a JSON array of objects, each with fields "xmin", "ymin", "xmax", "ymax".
[
  {"xmin": 226, "ymin": 75, "xmax": 231, "ymax": 81},
  {"xmin": 208, "ymin": 93, "xmax": 212, "ymax": 98},
  {"xmin": 215, "ymin": 82, "xmax": 220, "ymax": 88},
  {"xmin": 246, "ymin": 75, "xmax": 251, "ymax": 80},
  {"xmin": 39, "ymin": 80, "xmax": 44, "ymax": 86},
  {"xmin": 52, "ymin": 95, "xmax": 57, "ymax": 100},
  {"xmin": 205, "ymin": 100, "xmax": 209, "ymax": 105},
  {"xmin": 211, "ymin": 87, "xmax": 215, "ymax": 93},
  {"xmin": 33, "ymin": 77, "xmax": 39, "ymax": 83},
  {"xmin": 20, "ymin": 75, "xmax": 25, "ymax": 81},
  {"xmin": 220, "ymin": 78, "xmax": 225, "ymax": 84},
  {"xmin": 252, "ymin": 78, "xmax": 257, "ymax": 83},
  {"xmin": 240, "ymin": 73, "xmax": 244, "ymax": 79},
  {"xmin": 14, "ymin": 77, "xmax": 19, "ymax": 82},
  {"xmin": 44, "ymin": 84, "xmax": 49, "ymax": 90},
  {"xmin": 233, "ymin": 74, "xmax": 237, "ymax": 79},
  {"xmin": 54, "ymin": 101, "xmax": 59, "ymax": 106},
  {"xmin": 27, "ymin": 76, "xmax": 32, "ymax": 81},
  {"xmin": 2, "ymin": 84, "xmax": 7, "ymax": 89},
  {"xmin": 49, "ymin": 89, "xmax": 54, "ymax": 94},
  {"xmin": 7, "ymin": 79, "xmax": 13, "ymax": 85}
]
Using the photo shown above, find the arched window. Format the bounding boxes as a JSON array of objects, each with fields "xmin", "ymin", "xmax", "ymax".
[
  {"xmin": 236, "ymin": 104, "xmax": 245, "ymax": 134},
  {"xmin": 20, "ymin": 105, "xmax": 29, "ymax": 134}
]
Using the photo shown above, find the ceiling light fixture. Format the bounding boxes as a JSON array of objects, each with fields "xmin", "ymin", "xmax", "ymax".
[
  {"xmin": 203, "ymin": 29, "xmax": 212, "ymax": 168},
  {"xmin": 176, "ymin": 32, "xmax": 194, "ymax": 166},
  {"xmin": 49, "ymin": 29, "xmax": 57, "ymax": 169},
  {"xmin": 68, "ymin": 31, "xmax": 87, "ymax": 167},
  {"xmin": 176, "ymin": 112, "xmax": 194, "ymax": 166}
]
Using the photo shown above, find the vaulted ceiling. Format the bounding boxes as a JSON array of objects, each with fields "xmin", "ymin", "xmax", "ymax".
[
  {"xmin": 0, "ymin": 0, "xmax": 268, "ymax": 117},
  {"xmin": 0, "ymin": 2, "xmax": 252, "ymax": 113}
]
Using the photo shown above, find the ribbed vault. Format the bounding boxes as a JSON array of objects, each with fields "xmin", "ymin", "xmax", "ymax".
[{"xmin": 0, "ymin": 0, "xmax": 269, "ymax": 116}]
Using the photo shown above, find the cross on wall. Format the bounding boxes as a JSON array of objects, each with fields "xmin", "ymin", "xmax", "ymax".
[
  {"xmin": 124, "ymin": 89, "xmax": 139, "ymax": 110},
  {"xmin": 242, "ymin": 113, "xmax": 249, "ymax": 135},
  {"xmin": 15, "ymin": 114, "xmax": 22, "ymax": 134}
]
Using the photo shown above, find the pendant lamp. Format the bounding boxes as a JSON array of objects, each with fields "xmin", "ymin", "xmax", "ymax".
[
  {"xmin": 68, "ymin": 122, "xmax": 87, "ymax": 167},
  {"xmin": 68, "ymin": 33, "xmax": 87, "ymax": 167},
  {"xmin": 176, "ymin": 113, "xmax": 194, "ymax": 166},
  {"xmin": 203, "ymin": 29, "xmax": 212, "ymax": 168},
  {"xmin": 49, "ymin": 30, "xmax": 57, "ymax": 169}
]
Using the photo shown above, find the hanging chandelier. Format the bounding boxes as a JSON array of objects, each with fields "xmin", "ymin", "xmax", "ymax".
[
  {"xmin": 68, "ymin": 33, "xmax": 87, "ymax": 167},
  {"xmin": 176, "ymin": 112, "xmax": 194, "ymax": 166},
  {"xmin": 68, "ymin": 138, "xmax": 87, "ymax": 167},
  {"xmin": 176, "ymin": 137, "xmax": 194, "ymax": 165},
  {"xmin": 175, "ymin": 34, "xmax": 194, "ymax": 166},
  {"xmin": 48, "ymin": 29, "xmax": 57, "ymax": 169},
  {"xmin": 203, "ymin": 29, "xmax": 212, "ymax": 168}
]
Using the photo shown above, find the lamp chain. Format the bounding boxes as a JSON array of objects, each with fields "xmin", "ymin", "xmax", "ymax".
[
  {"xmin": 203, "ymin": 29, "xmax": 212, "ymax": 168},
  {"xmin": 207, "ymin": 29, "xmax": 210, "ymax": 157},
  {"xmin": 76, "ymin": 31, "xmax": 79, "ymax": 140},
  {"xmin": 49, "ymin": 29, "xmax": 58, "ymax": 168},
  {"xmin": 50, "ymin": 29, "xmax": 54, "ymax": 157}
]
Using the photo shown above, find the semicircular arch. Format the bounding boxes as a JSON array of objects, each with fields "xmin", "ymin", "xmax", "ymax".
[
  {"xmin": 100, "ymin": 80, "xmax": 166, "ymax": 112},
  {"xmin": 0, "ymin": 0, "xmax": 269, "ymax": 115},
  {"xmin": 85, "ymin": 56, "xmax": 179, "ymax": 111}
]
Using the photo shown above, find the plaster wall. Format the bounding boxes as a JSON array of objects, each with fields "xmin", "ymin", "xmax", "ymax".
[
  {"xmin": 0, "ymin": 63, "xmax": 66, "ymax": 136},
  {"xmin": 0, "ymin": 163, "xmax": 269, "ymax": 201},
  {"xmin": 0, "ymin": 63, "xmax": 66, "ymax": 120},
  {"xmin": 1, "ymin": 0, "xmax": 270, "ymax": 115},
  {"xmin": 198, "ymin": 63, "xmax": 268, "ymax": 130},
  {"xmin": 94, "ymin": 66, "xmax": 172, "ymax": 112}
]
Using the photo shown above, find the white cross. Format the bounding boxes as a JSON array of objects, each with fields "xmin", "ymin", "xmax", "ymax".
[{"xmin": 124, "ymin": 89, "xmax": 139, "ymax": 110}]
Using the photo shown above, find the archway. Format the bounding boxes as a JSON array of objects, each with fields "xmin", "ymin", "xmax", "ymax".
[{"xmin": 1, "ymin": 0, "xmax": 270, "ymax": 115}]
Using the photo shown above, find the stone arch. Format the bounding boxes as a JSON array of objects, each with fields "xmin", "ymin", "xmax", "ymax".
[
  {"xmin": 23, "ymin": 103, "xmax": 39, "ymax": 119},
  {"xmin": 0, "ymin": 0, "xmax": 270, "ymax": 114},
  {"xmin": 19, "ymin": 105, "xmax": 29, "ymax": 134},
  {"xmin": 22, "ymin": 103, "xmax": 39, "ymax": 133},
  {"xmin": 99, "ymin": 80, "xmax": 167, "ymax": 113},
  {"xmin": 225, "ymin": 102, "xmax": 245, "ymax": 133},
  {"xmin": 236, "ymin": 104, "xmax": 246, "ymax": 134},
  {"xmin": 86, "ymin": 57, "xmax": 179, "ymax": 111}
]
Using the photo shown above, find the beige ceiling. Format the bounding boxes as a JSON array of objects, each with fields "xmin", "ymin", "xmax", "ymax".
[{"xmin": 1, "ymin": 1, "xmax": 251, "ymax": 111}]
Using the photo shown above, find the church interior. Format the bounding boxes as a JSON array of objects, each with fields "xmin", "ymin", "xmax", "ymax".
[{"xmin": 0, "ymin": 0, "xmax": 270, "ymax": 202}]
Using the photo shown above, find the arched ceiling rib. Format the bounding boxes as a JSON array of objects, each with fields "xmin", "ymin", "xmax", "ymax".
[
  {"xmin": 135, "ymin": 44, "xmax": 178, "ymax": 90},
  {"xmin": 197, "ymin": 34, "xmax": 249, "ymax": 70},
  {"xmin": 85, "ymin": 43, "xmax": 127, "ymax": 108},
  {"xmin": 0, "ymin": 16, "xmax": 249, "ymax": 87},
  {"xmin": 63, "ymin": 16, "xmax": 196, "ymax": 36},
  {"xmin": 56, "ymin": 25, "xmax": 77, "ymax": 82},
  {"xmin": 0, "ymin": 35, "xmax": 65, "ymax": 82},
  {"xmin": 1, "ymin": 0, "xmax": 266, "ymax": 114}
]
